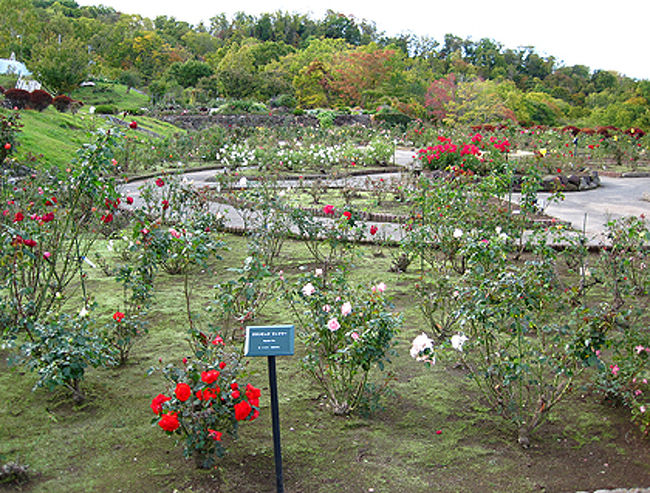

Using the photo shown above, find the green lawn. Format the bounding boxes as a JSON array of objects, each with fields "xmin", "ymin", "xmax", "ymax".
[
  {"xmin": 1, "ymin": 106, "xmax": 183, "ymax": 170},
  {"xmin": 70, "ymin": 82, "xmax": 149, "ymax": 112}
]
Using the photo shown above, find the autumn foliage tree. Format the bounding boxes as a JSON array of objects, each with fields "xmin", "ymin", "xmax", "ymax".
[
  {"xmin": 330, "ymin": 48, "xmax": 395, "ymax": 107},
  {"xmin": 425, "ymin": 73, "xmax": 457, "ymax": 122}
]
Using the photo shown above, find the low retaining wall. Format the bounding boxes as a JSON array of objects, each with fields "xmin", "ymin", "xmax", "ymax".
[
  {"xmin": 157, "ymin": 113, "xmax": 372, "ymax": 130},
  {"xmin": 423, "ymin": 169, "xmax": 601, "ymax": 192}
]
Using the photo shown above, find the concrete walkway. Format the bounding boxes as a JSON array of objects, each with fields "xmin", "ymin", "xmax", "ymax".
[
  {"xmin": 120, "ymin": 152, "xmax": 649, "ymax": 244},
  {"xmin": 512, "ymin": 176, "xmax": 650, "ymax": 241}
]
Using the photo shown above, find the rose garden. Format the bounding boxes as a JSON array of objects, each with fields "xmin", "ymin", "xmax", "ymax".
[{"xmin": 0, "ymin": 100, "xmax": 648, "ymax": 492}]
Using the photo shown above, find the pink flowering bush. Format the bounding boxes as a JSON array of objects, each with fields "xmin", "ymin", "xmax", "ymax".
[{"xmin": 285, "ymin": 269, "xmax": 401, "ymax": 415}]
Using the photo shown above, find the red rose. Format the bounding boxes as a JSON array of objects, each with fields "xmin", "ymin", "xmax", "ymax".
[
  {"xmin": 23, "ymin": 238, "xmax": 37, "ymax": 247},
  {"xmin": 129, "ymin": 121, "xmax": 138, "ymax": 129},
  {"xmin": 101, "ymin": 213, "xmax": 113, "ymax": 224},
  {"xmin": 230, "ymin": 382, "xmax": 238, "ymax": 391},
  {"xmin": 151, "ymin": 394, "xmax": 171, "ymax": 414},
  {"xmin": 208, "ymin": 429, "xmax": 222, "ymax": 441},
  {"xmin": 245, "ymin": 384, "xmax": 261, "ymax": 402},
  {"xmin": 155, "ymin": 178, "xmax": 164, "ymax": 187},
  {"xmin": 158, "ymin": 412, "xmax": 179, "ymax": 432},
  {"xmin": 175, "ymin": 382, "xmax": 192, "ymax": 402},
  {"xmin": 126, "ymin": 196, "xmax": 134, "ymax": 205},
  {"xmin": 113, "ymin": 311, "xmax": 125, "ymax": 322},
  {"xmin": 231, "ymin": 390, "xmax": 240, "ymax": 399},
  {"xmin": 201, "ymin": 370, "xmax": 220, "ymax": 384},
  {"xmin": 3, "ymin": 143, "xmax": 10, "ymax": 150},
  {"xmin": 41, "ymin": 212, "xmax": 55, "ymax": 223},
  {"xmin": 234, "ymin": 400, "xmax": 252, "ymax": 421},
  {"xmin": 369, "ymin": 225, "xmax": 378, "ymax": 235},
  {"xmin": 322, "ymin": 204, "xmax": 335, "ymax": 215},
  {"xmin": 198, "ymin": 387, "xmax": 219, "ymax": 401},
  {"xmin": 161, "ymin": 200, "xmax": 169, "ymax": 210},
  {"xmin": 219, "ymin": 361, "xmax": 226, "ymax": 370},
  {"xmin": 13, "ymin": 212, "xmax": 23, "ymax": 222},
  {"xmin": 342, "ymin": 211, "xmax": 351, "ymax": 220}
]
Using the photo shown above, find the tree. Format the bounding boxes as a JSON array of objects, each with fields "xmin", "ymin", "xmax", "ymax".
[
  {"xmin": 320, "ymin": 10, "xmax": 361, "ymax": 45},
  {"xmin": 118, "ymin": 70, "xmax": 141, "ymax": 93},
  {"xmin": 168, "ymin": 60, "xmax": 214, "ymax": 88},
  {"xmin": 329, "ymin": 47, "xmax": 396, "ymax": 107},
  {"xmin": 425, "ymin": 73, "xmax": 457, "ymax": 122},
  {"xmin": 29, "ymin": 36, "xmax": 90, "ymax": 94}
]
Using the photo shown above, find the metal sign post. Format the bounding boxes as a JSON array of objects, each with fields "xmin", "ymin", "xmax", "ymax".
[{"xmin": 245, "ymin": 325, "xmax": 294, "ymax": 493}]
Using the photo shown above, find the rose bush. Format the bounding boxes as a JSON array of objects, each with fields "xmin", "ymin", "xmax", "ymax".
[
  {"xmin": 285, "ymin": 269, "xmax": 401, "ymax": 415},
  {"xmin": 149, "ymin": 344, "xmax": 261, "ymax": 469}
]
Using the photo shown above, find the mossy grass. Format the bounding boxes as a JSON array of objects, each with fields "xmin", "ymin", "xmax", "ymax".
[{"xmin": 1, "ymin": 234, "xmax": 648, "ymax": 492}]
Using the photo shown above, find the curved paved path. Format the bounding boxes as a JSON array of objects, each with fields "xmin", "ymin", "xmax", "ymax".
[
  {"xmin": 512, "ymin": 176, "xmax": 650, "ymax": 241},
  {"xmin": 120, "ymin": 152, "xmax": 650, "ymax": 245}
]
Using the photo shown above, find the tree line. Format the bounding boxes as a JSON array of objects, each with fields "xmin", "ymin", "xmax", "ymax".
[{"xmin": 1, "ymin": 0, "xmax": 648, "ymax": 129}]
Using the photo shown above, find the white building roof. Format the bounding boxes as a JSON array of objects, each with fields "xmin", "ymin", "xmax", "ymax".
[{"xmin": 0, "ymin": 53, "xmax": 31, "ymax": 76}]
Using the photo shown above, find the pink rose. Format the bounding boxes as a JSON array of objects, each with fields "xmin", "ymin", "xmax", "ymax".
[{"xmin": 327, "ymin": 318, "xmax": 340, "ymax": 332}]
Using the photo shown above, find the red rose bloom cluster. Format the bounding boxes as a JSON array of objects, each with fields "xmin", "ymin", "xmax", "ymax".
[
  {"xmin": 158, "ymin": 412, "xmax": 179, "ymax": 432},
  {"xmin": 201, "ymin": 369, "xmax": 220, "ymax": 384},
  {"xmin": 151, "ymin": 393, "xmax": 171, "ymax": 414},
  {"xmin": 175, "ymin": 382, "xmax": 191, "ymax": 402}
]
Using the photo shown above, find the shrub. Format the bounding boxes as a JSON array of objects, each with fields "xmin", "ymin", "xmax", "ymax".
[
  {"xmin": 285, "ymin": 269, "xmax": 401, "ymax": 415},
  {"xmin": 150, "ymin": 344, "xmax": 261, "ymax": 469},
  {"xmin": 123, "ymin": 107, "xmax": 144, "ymax": 116},
  {"xmin": 29, "ymin": 89, "xmax": 53, "ymax": 111},
  {"xmin": 269, "ymin": 93, "xmax": 297, "ymax": 109},
  {"xmin": 3, "ymin": 88, "xmax": 31, "ymax": 109},
  {"xmin": 0, "ymin": 111, "xmax": 22, "ymax": 164},
  {"xmin": 19, "ymin": 312, "xmax": 114, "ymax": 403},
  {"xmin": 52, "ymin": 94, "xmax": 73, "ymax": 112},
  {"xmin": 374, "ymin": 111, "xmax": 412, "ymax": 127},
  {"xmin": 95, "ymin": 104, "xmax": 117, "ymax": 114}
]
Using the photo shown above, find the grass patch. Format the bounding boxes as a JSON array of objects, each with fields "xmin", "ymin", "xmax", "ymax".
[{"xmin": 70, "ymin": 82, "xmax": 149, "ymax": 112}]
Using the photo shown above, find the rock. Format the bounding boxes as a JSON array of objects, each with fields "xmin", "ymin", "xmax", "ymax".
[{"xmin": 567, "ymin": 174, "xmax": 581, "ymax": 185}]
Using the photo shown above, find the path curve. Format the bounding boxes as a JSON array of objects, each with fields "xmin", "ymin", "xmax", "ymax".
[{"xmin": 120, "ymin": 151, "xmax": 650, "ymax": 244}]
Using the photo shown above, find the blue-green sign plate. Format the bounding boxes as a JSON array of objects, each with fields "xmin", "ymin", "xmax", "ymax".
[{"xmin": 244, "ymin": 325, "xmax": 294, "ymax": 357}]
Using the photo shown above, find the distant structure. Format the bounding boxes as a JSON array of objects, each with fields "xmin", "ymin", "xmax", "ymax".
[
  {"xmin": 0, "ymin": 52, "xmax": 31, "ymax": 76},
  {"xmin": 0, "ymin": 52, "xmax": 42, "ymax": 91},
  {"xmin": 15, "ymin": 76, "xmax": 41, "ymax": 91}
]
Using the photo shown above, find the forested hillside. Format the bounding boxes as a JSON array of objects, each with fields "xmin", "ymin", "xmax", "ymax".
[{"xmin": 1, "ymin": 0, "xmax": 649, "ymax": 129}]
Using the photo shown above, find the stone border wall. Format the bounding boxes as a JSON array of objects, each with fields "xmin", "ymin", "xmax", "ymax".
[{"xmin": 157, "ymin": 113, "xmax": 372, "ymax": 131}]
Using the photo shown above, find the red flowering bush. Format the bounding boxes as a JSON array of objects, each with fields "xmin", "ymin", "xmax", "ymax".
[
  {"xmin": 1, "ymin": 128, "xmax": 123, "ymax": 401},
  {"xmin": 150, "ymin": 346, "xmax": 261, "ymax": 468},
  {"xmin": 0, "ymin": 111, "xmax": 22, "ymax": 164},
  {"xmin": 52, "ymin": 95, "xmax": 73, "ymax": 112},
  {"xmin": 417, "ymin": 133, "xmax": 510, "ymax": 175},
  {"xmin": 3, "ymin": 89, "xmax": 30, "ymax": 109}
]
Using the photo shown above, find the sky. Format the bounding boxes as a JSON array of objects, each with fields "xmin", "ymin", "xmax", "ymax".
[{"xmin": 75, "ymin": 0, "xmax": 650, "ymax": 80}]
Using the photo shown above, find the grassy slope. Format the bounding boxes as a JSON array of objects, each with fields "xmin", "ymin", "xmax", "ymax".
[
  {"xmin": 70, "ymin": 82, "xmax": 150, "ymax": 112},
  {"xmin": 0, "ymin": 236, "xmax": 647, "ymax": 493},
  {"xmin": 1, "ymin": 106, "xmax": 182, "ymax": 170}
]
